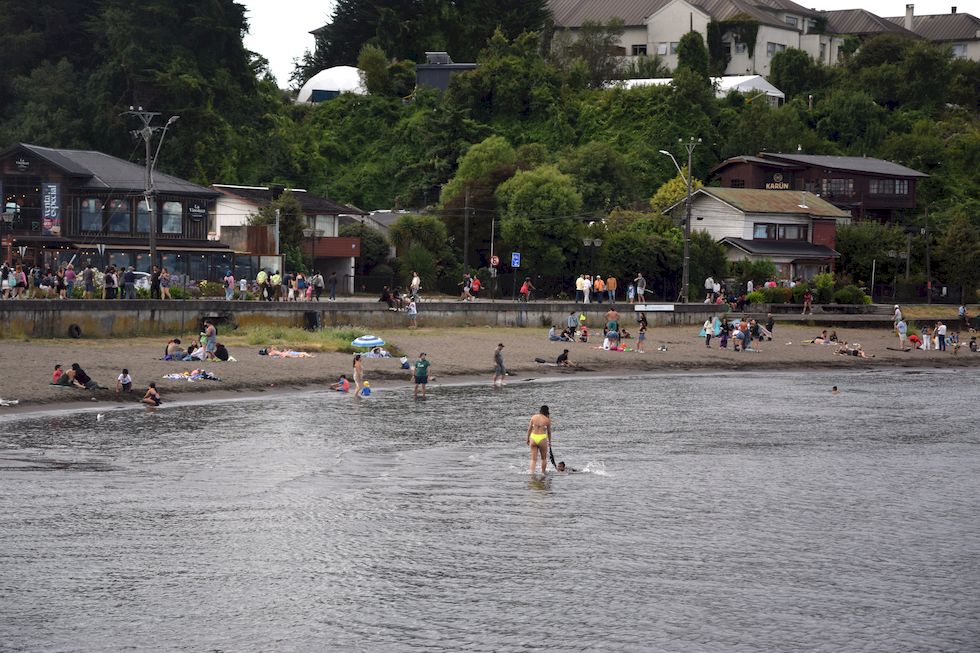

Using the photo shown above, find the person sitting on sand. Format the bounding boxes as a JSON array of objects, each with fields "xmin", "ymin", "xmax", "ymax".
[
  {"xmin": 560, "ymin": 327, "xmax": 574, "ymax": 342},
  {"xmin": 809, "ymin": 329, "xmax": 831, "ymax": 345},
  {"xmin": 578, "ymin": 325, "xmax": 589, "ymax": 343},
  {"xmin": 556, "ymin": 349, "xmax": 573, "ymax": 367},
  {"xmin": 68, "ymin": 363, "xmax": 102, "ymax": 390},
  {"xmin": 182, "ymin": 341, "xmax": 206, "ymax": 361},
  {"xmin": 164, "ymin": 338, "xmax": 183, "ymax": 360},
  {"xmin": 619, "ymin": 326, "xmax": 631, "ymax": 339},
  {"xmin": 142, "ymin": 382, "xmax": 162, "ymax": 406},
  {"xmin": 548, "ymin": 325, "xmax": 560, "ymax": 341},
  {"xmin": 330, "ymin": 374, "xmax": 350, "ymax": 392},
  {"xmin": 215, "ymin": 343, "xmax": 230, "ymax": 361},
  {"xmin": 116, "ymin": 368, "xmax": 132, "ymax": 394},
  {"xmin": 52, "ymin": 364, "xmax": 63, "ymax": 384}
]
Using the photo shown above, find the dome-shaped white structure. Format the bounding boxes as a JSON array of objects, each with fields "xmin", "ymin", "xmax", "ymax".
[{"xmin": 297, "ymin": 66, "xmax": 367, "ymax": 103}]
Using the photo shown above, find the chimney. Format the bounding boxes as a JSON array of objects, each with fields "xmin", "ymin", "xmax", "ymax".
[
  {"xmin": 905, "ymin": 4, "xmax": 914, "ymax": 31},
  {"xmin": 951, "ymin": 6, "xmax": 956, "ymax": 14}
]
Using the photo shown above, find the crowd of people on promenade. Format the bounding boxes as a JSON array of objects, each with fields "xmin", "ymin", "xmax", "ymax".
[{"xmin": 893, "ymin": 304, "xmax": 973, "ymax": 353}]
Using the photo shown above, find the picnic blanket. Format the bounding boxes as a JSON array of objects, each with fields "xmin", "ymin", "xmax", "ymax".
[{"xmin": 162, "ymin": 370, "xmax": 222, "ymax": 382}]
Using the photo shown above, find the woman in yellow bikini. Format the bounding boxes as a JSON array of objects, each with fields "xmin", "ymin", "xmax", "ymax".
[{"xmin": 526, "ymin": 405, "xmax": 552, "ymax": 473}]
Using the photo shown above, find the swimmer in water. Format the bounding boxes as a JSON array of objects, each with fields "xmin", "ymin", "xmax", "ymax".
[
  {"xmin": 526, "ymin": 405, "xmax": 552, "ymax": 474},
  {"xmin": 555, "ymin": 461, "xmax": 578, "ymax": 472},
  {"xmin": 831, "ymin": 385, "xmax": 840, "ymax": 395}
]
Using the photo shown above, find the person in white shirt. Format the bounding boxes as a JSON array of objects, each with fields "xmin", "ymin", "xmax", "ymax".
[
  {"xmin": 582, "ymin": 275, "xmax": 592, "ymax": 303},
  {"xmin": 116, "ymin": 369, "xmax": 133, "ymax": 394},
  {"xmin": 936, "ymin": 321, "xmax": 948, "ymax": 351}
]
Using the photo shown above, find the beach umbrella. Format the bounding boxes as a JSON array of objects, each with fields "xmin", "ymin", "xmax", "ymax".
[{"xmin": 351, "ymin": 335, "xmax": 385, "ymax": 348}]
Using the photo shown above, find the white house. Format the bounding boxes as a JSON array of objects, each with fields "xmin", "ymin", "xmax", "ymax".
[
  {"xmin": 549, "ymin": 0, "xmax": 844, "ymax": 76},
  {"xmin": 613, "ymin": 74, "xmax": 785, "ymax": 105},
  {"xmin": 211, "ymin": 184, "xmax": 366, "ymax": 291},
  {"xmin": 665, "ymin": 187, "xmax": 851, "ymax": 279}
]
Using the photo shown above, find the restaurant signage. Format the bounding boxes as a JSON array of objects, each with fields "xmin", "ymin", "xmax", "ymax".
[{"xmin": 41, "ymin": 183, "xmax": 61, "ymax": 236}]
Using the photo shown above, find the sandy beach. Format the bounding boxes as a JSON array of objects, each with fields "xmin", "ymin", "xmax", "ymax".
[{"xmin": 1, "ymin": 321, "xmax": 977, "ymax": 414}]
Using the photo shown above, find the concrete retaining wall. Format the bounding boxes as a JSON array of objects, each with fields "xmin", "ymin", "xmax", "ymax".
[{"xmin": 0, "ymin": 299, "xmax": 719, "ymax": 339}]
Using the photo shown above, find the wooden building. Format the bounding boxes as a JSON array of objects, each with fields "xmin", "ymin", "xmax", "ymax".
[
  {"xmin": 0, "ymin": 143, "xmax": 229, "ymax": 281},
  {"xmin": 710, "ymin": 153, "xmax": 928, "ymax": 221}
]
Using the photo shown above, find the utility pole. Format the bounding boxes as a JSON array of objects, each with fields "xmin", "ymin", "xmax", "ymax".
[
  {"xmin": 463, "ymin": 186, "xmax": 471, "ymax": 273},
  {"xmin": 682, "ymin": 138, "xmax": 700, "ymax": 303},
  {"xmin": 122, "ymin": 108, "xmax": 178, "ymax": 269},
  {"xmin": 660, "ymin": 137, "xmax": 700, "ymax": 303},
  {"xmin": 924, "ymin": 206, "xmax": 931, "ymax": 305}
]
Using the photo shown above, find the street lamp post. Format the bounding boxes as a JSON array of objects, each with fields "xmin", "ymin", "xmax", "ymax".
[
  {"xmin": 659, "ymin": 137, "xmax": 701, "ymax": 303},
  {"xmin": 582, "ymin": 237, "xmax": 603, "ymax": 278},
  {"xmin": 122, "ymin": 108, "xmax": 179, "ymax": 269}
]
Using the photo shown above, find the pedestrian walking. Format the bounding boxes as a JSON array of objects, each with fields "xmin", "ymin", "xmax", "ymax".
[{"xmin": 492, "ymin": 343, "xmax": 506, "ymax": 387}]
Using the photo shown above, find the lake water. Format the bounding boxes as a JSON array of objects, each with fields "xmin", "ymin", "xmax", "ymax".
[{"xmin": 1, "ymin": 370, "xmax": 978, "ymax": 652}]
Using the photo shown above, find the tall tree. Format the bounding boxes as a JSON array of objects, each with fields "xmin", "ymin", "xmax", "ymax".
[
  {"xmin": 676, "ymin": 31, "xmax": 710, "ymax": 81},
  {"xmin": 935, "ymin": 211, "xmax": 980, "ymax": 302},
  {"xmin": 550, "ymin": 19, "xmax": 625, "ymax": 88}
]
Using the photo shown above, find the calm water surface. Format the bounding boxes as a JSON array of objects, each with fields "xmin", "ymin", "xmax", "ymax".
[{"xmin": 1, "ymin": 369, "xmax": 978, "ymax": 652}]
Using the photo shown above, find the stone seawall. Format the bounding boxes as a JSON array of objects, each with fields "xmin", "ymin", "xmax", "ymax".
[{"xmin": 0, "ymin": 300, "xmax": 717, "ymax": 339}]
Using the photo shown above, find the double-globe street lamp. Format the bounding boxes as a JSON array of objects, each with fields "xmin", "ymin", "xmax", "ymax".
[
  {"xmin": 659, "ymin": 137, "xmax": 701, "ymax": 303},
  {"xmin": 582, "ymin": 237, "xmax": 603, "ymax": 278}
]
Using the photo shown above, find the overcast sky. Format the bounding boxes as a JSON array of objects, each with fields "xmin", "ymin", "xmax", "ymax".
[{"xmin": 238, "ymin": 0, "xmax": 966, "ymax": 88}]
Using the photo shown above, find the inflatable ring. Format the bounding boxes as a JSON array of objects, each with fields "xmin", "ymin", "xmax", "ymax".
[{"xmin": 68, "ymin": 324, "xmax": 82, "ymax": 339}]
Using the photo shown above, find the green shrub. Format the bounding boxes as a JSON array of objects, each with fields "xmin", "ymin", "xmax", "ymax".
[
  {"xmin": 791, "ymin": 282, "xmax": 810, "ymax": 303},
  {"xmin": 746, "ymin": 290, "xmax": 766, "ymax": 304},
  {"xmin": 762, "ymin": 287, "xmax": 793, "ymax": 303},
  {"xmin": 198, "ymin": 281, "xmax": 225, "ymax": 297},
  {"xmin": 812, "ymin": 273, "xmax": 835, "ymax": 304},
  {"xmin": 169, "ymin": 287, "xmax": 189, "ymax": 300},
  {"xmin": 833, "ymin": 284, "xmax": 869, "ymax": 304}
]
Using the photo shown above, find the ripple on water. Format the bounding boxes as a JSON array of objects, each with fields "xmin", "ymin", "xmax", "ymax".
[{"xmin": 1, "ymin": 369, "xmax": 978, "ymax": 651}]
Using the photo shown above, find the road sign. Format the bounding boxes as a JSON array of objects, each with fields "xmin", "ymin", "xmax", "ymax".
[
  {"xmin": 511, "ymin": 252, "xmax": 521, "ymax": 268},
  {"xmin": 490, "ymin": 255, "xmax": 500, "ymax": 267}
]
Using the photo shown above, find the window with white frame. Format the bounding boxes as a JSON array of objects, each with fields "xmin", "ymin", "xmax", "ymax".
[
  {"xmin": 785, "ymin": 15, "xmax": 798, "ymax": 27},
  {"xmin": 657, "ymin": 42, "xmax": 668, "ymax": 55},
  {"xmin": 767, "ymin": 42, "xmax": 786, "ymax": 57}
]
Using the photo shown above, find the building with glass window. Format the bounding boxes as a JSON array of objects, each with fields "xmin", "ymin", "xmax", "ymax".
[
  {"xmin": 710, "ymin": 153, "xmax": 928, "ymax": 222},
  {"xmin": 548, "ymin": 0, "xmax": 845, "ymax": 76},
  {"xmin": 0, "ymin": 143, "xmax": 230, "ymax": 282},
  {"xmin": 664, "ymin": 187, "xmax": 851, "ymax": 280}
]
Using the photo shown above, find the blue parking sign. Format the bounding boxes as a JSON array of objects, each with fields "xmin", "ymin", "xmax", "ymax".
[{"xmin": 511, "ymin": 252, "xmax": 521, "ymax": 268}]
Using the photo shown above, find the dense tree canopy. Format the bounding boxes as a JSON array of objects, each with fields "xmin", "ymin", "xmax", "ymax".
[{"xmin": 1, "ymin": 9, "xmax": 977, "ymax": 297}]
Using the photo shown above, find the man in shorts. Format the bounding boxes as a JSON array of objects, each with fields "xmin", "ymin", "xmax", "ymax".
[
  {"xmin": 413, "ymin": 352, "xmax": 430, "ymax": 399},
  {"xmin": 492, "ymin": 343, "xmax": 506, "ymax": 387}
]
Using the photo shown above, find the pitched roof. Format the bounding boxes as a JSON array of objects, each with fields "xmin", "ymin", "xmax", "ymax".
[
  {"xmin": 213, "ymin": 184, "xmax": 365, "ymax": 215},
  {"xmin": 822, "ymin": 9, "xmax": 919, "ymax": 37},
  {"xmin": 548, "ymin": 0, "xmax": 795, "ymax": 30},
  {"xmin": 700, "ymin": 188, "xmax": 851, "ymax": 217},
  {"xmin": 549, "ymin": 0, "xmax": 670, "ymax": 27},
  {"xmin": 10, "ymin": 143, "xmax": 217, "ymax": 196},
  {"xmin": 720, "ymin": 237, "xmax": 839, "ymax": 258},
  {"xmin": 758, "ymin": 153, "xmax": 929, "ymax": 178},
  {"xmin": 885, "ymin": 12, "xmax": 980, "ymax": 42}
]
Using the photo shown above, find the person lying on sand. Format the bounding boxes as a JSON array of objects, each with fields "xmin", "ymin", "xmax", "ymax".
[
  {"xmin": 836, "ymin": 342, "xmax": 874, "ymax": 358},
  {"xmin": 266, "ymin": 347, "xmax": 314, "ymax": 358}
]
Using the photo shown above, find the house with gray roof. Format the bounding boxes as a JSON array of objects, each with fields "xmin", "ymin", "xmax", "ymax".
[
  {"xmin": 548, "ymin": 0, "xmax": 845, "ymax": 75},
  {"xmin": 664, "ymin": 187, "xmax": 849, "ymax": 279},
  {"xmin": 710, "ymin": 152, "xmax": 928, "ymax": 222},
  {"xmin": 0, "ymin": 142, "xmax": 231, "ymax": 280},
  {"xmin": 887, "ymin": 5, "xmax": 980, "ymax": 61},
  {"xmin": 821, "ymin": 8, "xmax": 919, "ymax": 39}
]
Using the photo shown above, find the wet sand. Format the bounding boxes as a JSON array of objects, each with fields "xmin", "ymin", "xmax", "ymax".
[{"xmin": 0, "ymin": 324, "xmax": 977, "ymax": 414}]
